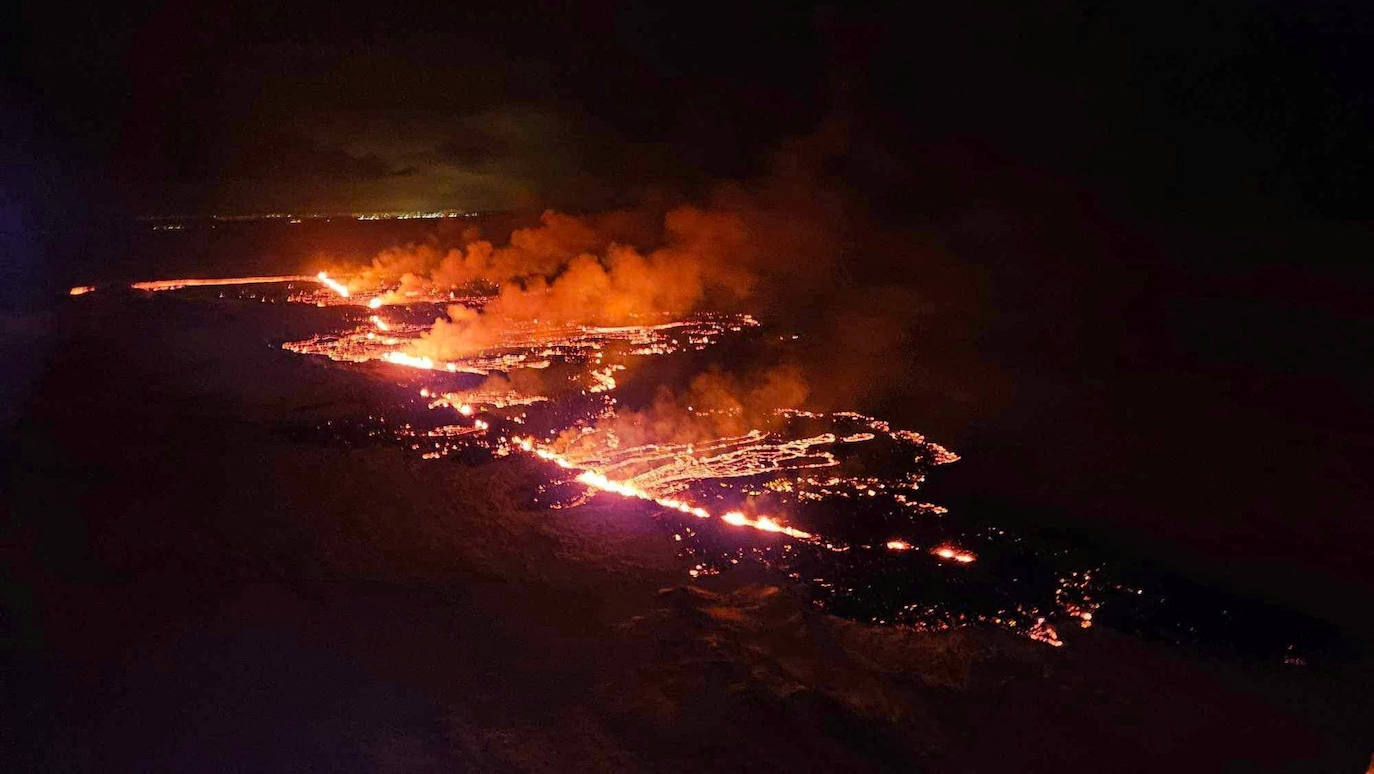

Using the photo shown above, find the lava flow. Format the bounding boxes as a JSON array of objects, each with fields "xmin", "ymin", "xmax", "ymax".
[
  {"xmin": 64, "ymin": 269, "xmax": 1333, "ymax": 661},
  {"xmin": 64, "ymin": 271, "xmax": 1077, "ymax": 646},
  {"xmin": 513, "ymin": 436, "xmax": 815, "ymax": 541},
  {"xmin": 130, "ymin": 274, "xmax": 320, "ymax": 291},
  {"xmin": 68, "ymin": 272, "xmax": 358, "ymax": 298}
]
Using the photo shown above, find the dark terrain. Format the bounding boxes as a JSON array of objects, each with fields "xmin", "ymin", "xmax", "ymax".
[{"xmin": 3, "ymin": 258, "xmax": 1371, "ymax": 771}]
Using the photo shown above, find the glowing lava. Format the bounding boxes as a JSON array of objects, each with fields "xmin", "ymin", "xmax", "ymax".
[
  {"xmin": 512, "ymin": 437, "xmax": 814, "ymax": 540},
  {"xmin": 933, "ymin": 545, "xmax": 976, "ymax": 563},
  {"xmin": 130, "ymin": 274, "xmax": 319, "ymax": 291},
  {"xmin": 73, "ymin": 272, "xmax": 370, "ymax": 299},
  {"xmin": 381, "ymin": 351, "xmax": 437, "ymax": 370},
  {"xmin": 315, "ymin": 271, "xmax": 350, "ymax": 297}
]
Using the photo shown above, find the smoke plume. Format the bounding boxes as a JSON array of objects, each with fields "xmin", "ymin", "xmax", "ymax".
[
  {"xmin": 554, "ymin": 364, "xmax": 810, "ymax": 451},
  {"xmin": 334, "ymin": 118, "xmax": 949, "ymax": 415}
]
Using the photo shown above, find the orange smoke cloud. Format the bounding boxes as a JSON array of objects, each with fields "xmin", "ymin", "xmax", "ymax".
[
  {"xmin": 334, "ymin": 119, "xmax": 949, "ymax": 411},
  {"xmin": 554, "ymin": 364, "xmax": 809, "ymax": 453},
  {"xmin": 341, "ymin": 210, "xmax": 660, "ymax": 293},
  {"xmin": 335, "ymin": 120, "xmax": 853, "ymax": 357},
  {"xmin": 403, "ymin": 206, "xmax": 771, "ymax": 360}
]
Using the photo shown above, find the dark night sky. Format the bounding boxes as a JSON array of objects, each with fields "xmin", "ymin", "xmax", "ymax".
[{"xmin": 5, "ymin": 1, "xmax": 1373, "ymax": 219}]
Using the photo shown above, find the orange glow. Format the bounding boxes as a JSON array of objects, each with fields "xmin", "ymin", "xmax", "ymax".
[
  {"xmin": 885, "ymin": 539, "xmax": 913, "ymax": 551},
  {"xmin": 129, "ymin": 274, "xmax": 317, "ymax": 291},
  {"xmin": 69, "ymin": 285, "xmax": 96, "ymax": 296},
  {"xmin": 315, "ymin": 271, "xmax": 350, "ymax": 297},
  {"xmin": 933, "ymin": 545, "xmax": 976, "ymax": 564},
  {"xmin": 512, "ymin": 437, "xmax": 813, "ymax": 540},
  {"xmin": 587, "ymin": 364, "xmax": 623, "ymax": 393},
  {"xmin": 381, "ymin": 351, "xmax": 435, "ymax": 370},
  {"xmin": 1028, "ymin": 618, "xmax": 1064, "ymax": 647},
  {"xmin": 367, "ymin": 297, "xmax": 384, "ymax": 309},
  {"xmin": 719, "ymin": 510, "xmax": 813, "ymax": 539}
]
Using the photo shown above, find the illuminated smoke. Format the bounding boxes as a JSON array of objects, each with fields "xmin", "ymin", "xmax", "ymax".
[
  {"xmin": 554, "ymin": 364, "xmax": 811, "ymax": 452},
  {"xmin": 393, "ymin": 207, "xmax": 771, "ymax": 361}
]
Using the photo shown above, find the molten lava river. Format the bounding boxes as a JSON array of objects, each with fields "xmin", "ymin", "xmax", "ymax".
[{"xmin": 71, "ymin": 273, "xmax": 1334, "ymax": 660}]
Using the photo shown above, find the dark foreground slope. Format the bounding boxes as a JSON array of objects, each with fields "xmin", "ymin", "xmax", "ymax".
[{"xmin": 4, "ymin": 294, "xmax": 1371, "ymax": 772}]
